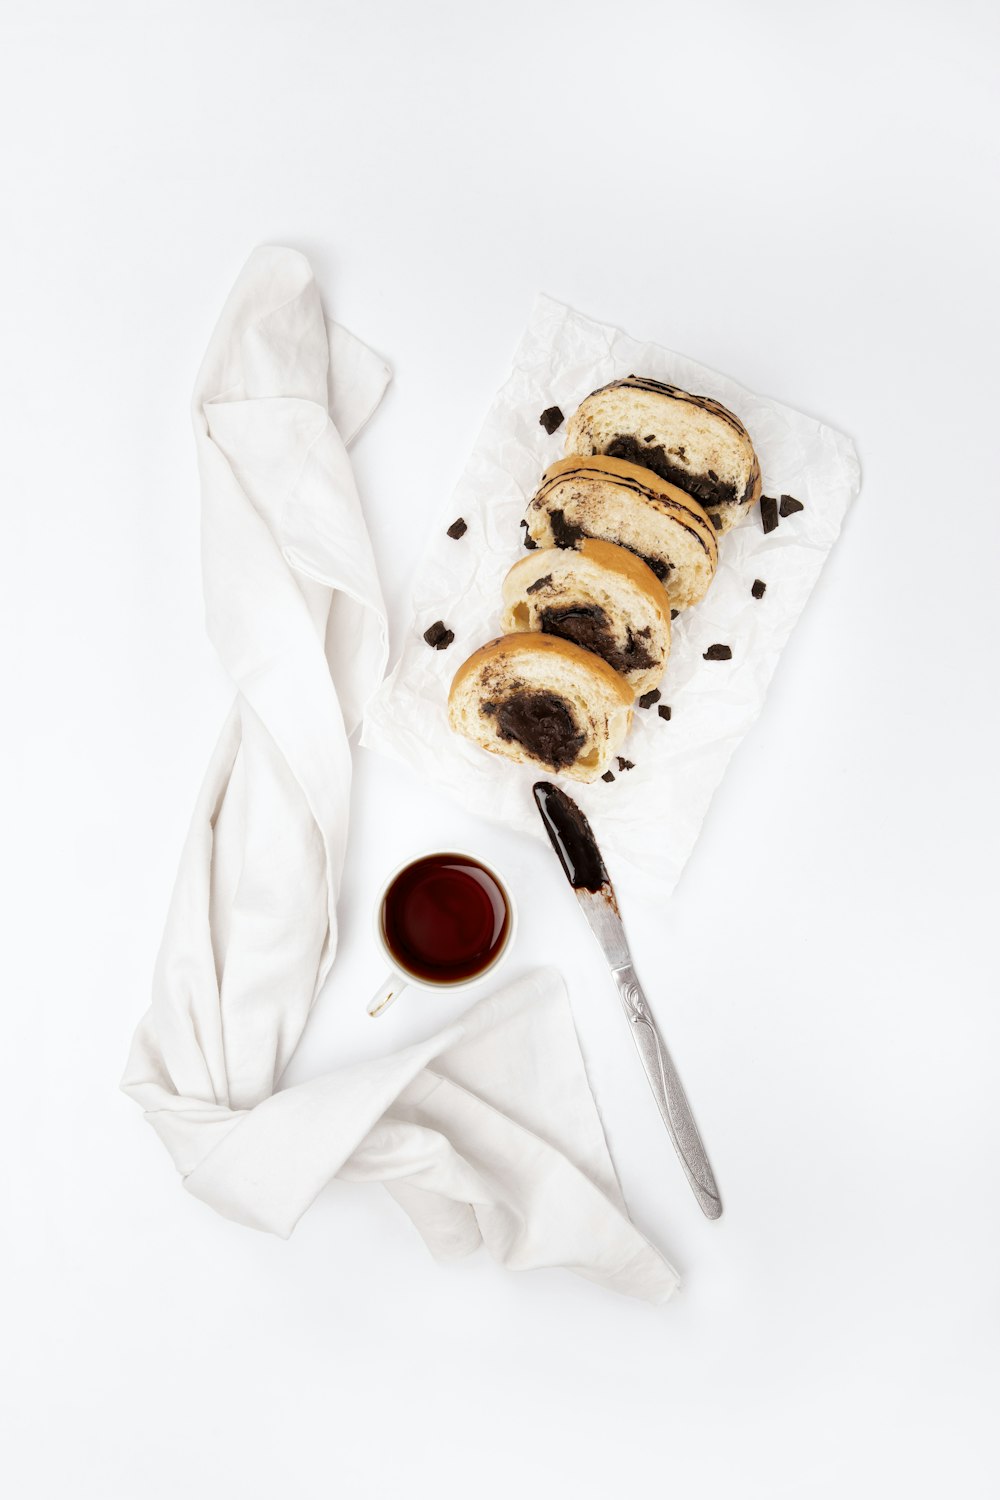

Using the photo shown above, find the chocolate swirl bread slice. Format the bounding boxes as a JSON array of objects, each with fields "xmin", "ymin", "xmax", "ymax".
[
  {"xmin": 524, "ymin": 455, "xmax": 718, "ymax": 610},
  {"xmin": 565, "ymin": 376, "xmax": 761, "ymax": 534},
  {"xmin": 448, "ymin": 633, "xmax": 633, "ymax": 782},
  {"xmin": 501, "ymin": 539, "xmax": 671, "ymax": 697}
]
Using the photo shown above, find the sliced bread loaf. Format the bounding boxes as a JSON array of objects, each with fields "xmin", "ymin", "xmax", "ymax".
[
  {"xmin": 501, "ymin": 538, "xmax": 670, "ymax": 697},
  {"xmin": 448, "ymin": 632, "xmax": 633, "ymax": 782},
  {"xmin": 524, "ymin": 454, "xmax": 718, "ymax": 610},
  {"xmin": 564, "ymin": 376, "xmax": 761, "ymax": 534}
]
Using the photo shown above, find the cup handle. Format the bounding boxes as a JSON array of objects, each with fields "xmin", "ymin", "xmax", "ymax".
[{"xmin": 367, "ymin": 973, "xmax": 408, "ymax": 1018}]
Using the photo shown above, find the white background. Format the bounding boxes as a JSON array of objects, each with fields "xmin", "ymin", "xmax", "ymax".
[{"xmin": 2, "ymin": 1, "xmax": 997, "ymax": 1496}]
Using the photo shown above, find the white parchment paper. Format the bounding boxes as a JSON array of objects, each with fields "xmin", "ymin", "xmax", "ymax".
[{"xmin": 362, "ymin": 296, "xmax": 860, "ymax": 894}]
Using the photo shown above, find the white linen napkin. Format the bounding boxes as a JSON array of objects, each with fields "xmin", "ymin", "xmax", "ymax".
[{"xmin": 121, "ymin": 247, "xmax": 678, "ymax": 1304}]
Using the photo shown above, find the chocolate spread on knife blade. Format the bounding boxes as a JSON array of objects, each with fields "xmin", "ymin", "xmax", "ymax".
[
  {"xmin": 532, "ymin": 781, "xmax": 609, "ymax": 891},
  {"xmin": 539, "ymin": 604, "xmax": 657, "ymax": 674},
  {"xmin": 495, "ymin": 692, "xmax": 584, "ymax": 770}
]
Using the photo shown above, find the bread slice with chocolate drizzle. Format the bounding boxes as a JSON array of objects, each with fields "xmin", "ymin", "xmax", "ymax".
[
  {"xmin": 501, "ymin": 538, "xmax": 671, "ymax": 697},
  {"xmin": 524, "ymin": 454, "xmax": 718, "ymax": 610},
  {"xmin": 448, "ymin": 633, "xmax": 633, "ymax": 783},
  {"xmin": 564, "ymin": 376, "xmax": 761, "ymax": 534}
]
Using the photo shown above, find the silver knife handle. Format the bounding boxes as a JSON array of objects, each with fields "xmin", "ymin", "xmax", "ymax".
[{"xmin": 612, "ymin": 963, "xmax": 723, "ymax": 1220}]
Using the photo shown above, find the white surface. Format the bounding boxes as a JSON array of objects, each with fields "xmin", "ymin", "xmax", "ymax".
[
  {"xmin": 364, "ymin": 294, "xmax": 860, "ymax": 890},
  {"xmin": 1, "ymin": 1, "xmax": 997, "ymax": 1496}
]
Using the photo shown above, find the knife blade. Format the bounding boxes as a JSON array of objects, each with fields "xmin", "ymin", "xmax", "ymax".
[{"xmin": 532, "ymin": 780, "xmax": 722, "ymax": 1220}]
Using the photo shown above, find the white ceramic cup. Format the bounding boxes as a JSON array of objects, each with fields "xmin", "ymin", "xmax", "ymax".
[{"xmin": 367, "ymin": 849, "xmax": 517, "ymax": 1017}]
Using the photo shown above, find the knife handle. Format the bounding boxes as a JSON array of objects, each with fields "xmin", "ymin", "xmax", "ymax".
[{"xmin": 612, "ymin": 963, "xmax": 723, "ymax": 1220}]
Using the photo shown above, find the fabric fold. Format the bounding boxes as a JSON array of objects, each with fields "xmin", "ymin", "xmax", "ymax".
[{"xmin": 121, "ymin": 246, "xmax": 678, "ymax": 1304}]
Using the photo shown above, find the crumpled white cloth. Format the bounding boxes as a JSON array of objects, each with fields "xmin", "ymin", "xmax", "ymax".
[{"xmin": 122, "ymin": 247, "xmax": 678, "ymax": 1305}]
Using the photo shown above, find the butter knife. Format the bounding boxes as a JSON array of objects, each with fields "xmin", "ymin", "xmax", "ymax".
[{"xmin": 533, "ymin": 780, "xmax": 722, "ymax": 1220}]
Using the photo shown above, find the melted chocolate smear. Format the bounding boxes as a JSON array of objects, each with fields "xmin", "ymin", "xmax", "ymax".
[
  {"xmin": 539, "ymin": 405, "xmax": 564, "ymax": 434},
  {"xmin": 539, "ymin": 604, "xmax": 657, "ymax": 674},
  {"xmin": 533, "ymin": 782, "xmax": 610, "ymax": 891},
  {"xmin": 605, "ymin": 434, "xmax": 739, "ymax": 510},
  {"xmin": 549, "ymin": 508, "xmax": 585, "ymax": 548},
  {"xmin": 496, "ymin": 692, "xmax": 584, "ymax": 770},
  {"xmin": 525, "ymin": 573, "xmax": 552, "ymax": 595}
]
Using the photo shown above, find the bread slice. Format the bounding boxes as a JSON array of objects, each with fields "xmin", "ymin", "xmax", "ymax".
[
  {"xmin": 448, "ymin": 632, "xmax": 633, "ymax": 783},
  {"xmin": 524, "ymin": 454, "xmax": 718, "ymax": 611},
  {"xmin": 501, "ymin": 539, "xmax": 671, "ymax": 697},
  {"xmin": 564, "ymin": 376, "xmax": 761, "ymax": 534}
]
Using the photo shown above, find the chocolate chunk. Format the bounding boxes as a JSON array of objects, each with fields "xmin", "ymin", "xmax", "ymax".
[
  {"xmin": 549, "ymin": 508, "xmax": 584, "ymax": 549},
  {"xmin": 423, "ymin": 620, "xmax": 454, "ymax": 650},
  {"xmin": 604, "ymin": 434, "xmax": 738, "ymax": 509},
  {"xmin": 617, "ymin": 758, "xmax": 634, "ymax": 772},
  {"xmin": 670, "ymin": 609, "xmax": 679, "ymax": 620},
  {"xmin": 601, "ymin": 771, "xmax": 615, "ymax": 783},
  {"xmin": 540, "ymin": 604, "xmax": 656, "ymax": 674},
  {"xmin": 638, "ymin": 689, "xmax": 661, "ymax": 709},
  {"xmin": 760, "ymin": 495, "xmax": 779, "ymax": 534},
  {"xmin": 657, "ymin": 704, "xmax": 672, "ymax": 721},
  {"xmin": 646, "ymin": 557, "xmax": 671, "ymax": 581},
  {"xmin": 751, "ymin": 579, "xmax": 766, "ymax": 600},
  {"xmin": 496, "ymin": 691, "xmax": 584, "ymax": 770},
  {"xmin": 525, "ymin": 573, "xmax": 552, "ymax": 594},
  {"xmin": 539, "ymin": 405, "xmax": 564, "ymax": 435},
  {"xmin": 707, "ymin": 512, "xmax": 722, "ymax": 530},
  {"xmin": 482, "ymin": 701, "xmax": 497, "ymax": 715},
  {"xmin": 779, "ymin": 494, "xmax": 804, "ymax": 517},
  {"xmin": 703, "ymin": 644, "xmax": 732, "ymax": 661},
  {"xmin": 446, "ymin": 517, "xmax": 467, "ymax": 539}
]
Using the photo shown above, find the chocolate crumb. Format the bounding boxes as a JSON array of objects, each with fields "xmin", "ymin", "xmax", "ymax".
[
  {"xmin": 657, "ymin": 704, "xmax": 672, "ymax": 721},
  {"xmin": 751, "ymin": 579, "xmax": 766, "ymax": 600},
  {"xmin": 525, "ymin": 573, "xmax": 552, "ymax": 594},
  {"xmin": 703, "ymin": 644, "xmax": 732, "ymax": 661},
  {"xmin": 760, "ymin": 495, "xmax": 779, "ymax": 534},
  {"xmin": 670, "ymin": 609, "xmax": 679, "ymax": 620},
  {"xmin": 645, "ymin": 434, "xmax": 656, "ymax": 442},
  {"xmin": 617, "ymin": 758, "xmax": 634, "ymax": 772},
  {"xmin": 519, "ymin": 521, "xmax": 538, "ymax": 551},
  {"xmin": 708, "ymin": 469, "xmax": 719, "ymax": 482},
  {"xmin": 423, "ymin": 620, "xmax": 454, "ymax": 650},
  {"xmin": 707, "ymin": 511, "xmax": 722, "ymax": 530},
  {"xmin": 446, "ymin": 517, "xmax": 467, "ymax": 539},
  {"xmin": 539, "ymin": 405, "xmax": 564, "ymax": 435},
  {"xmin": 638, "ymin": 689, "xmax": 661, "ymax": 709},
  {"xmin": 779, "ymin": 494, "xmax": 804, "ymax": 517},
  {"xmin": 601, "ymin": 770, "xmax": 615, "ymax": 783}
]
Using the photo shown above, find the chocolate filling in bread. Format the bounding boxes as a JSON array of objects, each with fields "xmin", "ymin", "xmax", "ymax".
[
  {"xmin": 547, "ymin": 508, "xmax": 672, "ymax": 581},
  {"xmin": 495, "ymin": 691, "xmax": 585, "ymax": 770},
  {"xmin": 603, "ymin": 434, "xmax": 751, "ymax": 511},
  {"xmin": 539, "ymin": 604, "xmax": 657, "ymax": 675}
]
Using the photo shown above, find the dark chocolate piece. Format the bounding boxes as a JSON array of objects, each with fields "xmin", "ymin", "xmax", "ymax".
[
  {"xmin": 751, "ymin": 579, "xmax": 766, "ymax": 600},
  {"xmin": 548, "ymin": 508, "xmax": 585, "ymax": 548},
  {"xmin": 657, "ymin": 704, "xmax": 672, "ymax": 720},
  {"xmin": 539, "ymin": 605, "xmax": 657, "ymax": 675},
  {"xmin": 604, "ymin": 433, "xmax": 746, "ymax": 511},
  {"xmin": 707, "ymin": 512, "xmax": 722, "ymax": 530},
  {"xmin": 779, "ymin": 494, "xmax": 804, "ymax": 517},
  {"xmin": 446, "ymin": 518, "xmax": 467, "ymax": 539},
  {"xmin": 495, "ymin": 692, "xmax": 584, "ymax": 770},
  {"xmin": 423, "ymin": 620, "xmax": 454, "ymax": 650},
  {"xmin": 525, "ymin": 573, "xmax": 552, "ymax": 595},
  {"xmin": 703, "ymin": 644, "xmax": 732, "ymax": 661},
  {"xmin": 760, "ymin": 495, "xmax": 779, "ymax": 534},
  {"xmin": 539, "ymin": 405, "xmax": 564, "ymax": 435},
  {"xmin": 617, "ymin": 758, "xmax": 634, "ymax": 772},
  {"xmin": 638, "ymin": 689, "xmax": 661, "ymax": 709},
  {"xmin": 532, "ymin": 781, "xmax": 611, "ymax": 891},
  {"xmin": 670, "ymin": 609, "xmax": 679, "ymax": 620}
]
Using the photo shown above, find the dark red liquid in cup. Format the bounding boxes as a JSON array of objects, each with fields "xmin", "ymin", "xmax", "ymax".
[{"xmin": 381, "ymin": 854, "xmax": 510, "ymax": 984}]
